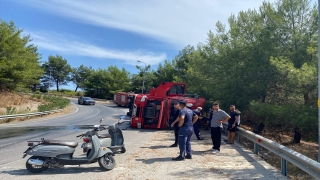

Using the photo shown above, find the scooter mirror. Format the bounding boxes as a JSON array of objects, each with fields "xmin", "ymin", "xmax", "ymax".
[{"xmin": 99, "ymin": 119, "xmax": 103, "ymax": 123}]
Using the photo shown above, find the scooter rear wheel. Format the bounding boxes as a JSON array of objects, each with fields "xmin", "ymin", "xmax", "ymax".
[
  {"xmin": 26, "ymin": 156, "xmax": 48, "ymax": 173},
  {"xmin": 98, "ymin": 154, "xmax": 116, "ymax": 171}
]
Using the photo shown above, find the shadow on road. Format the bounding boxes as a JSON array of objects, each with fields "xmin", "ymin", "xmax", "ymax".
[
  {"xmin": 135, "ymin": 157, "xmax": 173, "ymax": 164},
  {"xmin": 0, "ymin": 166, "xmax": 106, "ymax": 176},
  {"xmin": 140, "ymin": 145, "xmax": 169, "ymax": 149}
]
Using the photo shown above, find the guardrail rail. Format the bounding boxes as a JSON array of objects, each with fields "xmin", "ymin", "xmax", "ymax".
[
  {"xmin": 0, "ymin": 109, "xmax": 65, "ymax": 121},
  {"xmin": 222, "ymin": 123, "xmax": 320, "ymax": 178}
]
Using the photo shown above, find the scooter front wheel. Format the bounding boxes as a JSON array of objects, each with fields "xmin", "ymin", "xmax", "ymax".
[
  {"xmin": 26, "ymin": 156, "xmax": 48, "ymax": 173},
  {"xmin": 121, "ymin": 146, "xmax": 126, "ymax": 153},
  {"xmin": 98, "ymin": 154, "xmax": 116, "ymax": 171}
]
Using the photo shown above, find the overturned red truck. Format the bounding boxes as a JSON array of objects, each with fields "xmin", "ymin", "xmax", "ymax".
[{"xmin": 128, "ymin": 82, "xmax": 206, "ymax": 129}]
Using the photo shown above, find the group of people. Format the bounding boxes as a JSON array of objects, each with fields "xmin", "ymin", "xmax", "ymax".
[{"xmin": 169, "ymin": 101, "xmax": 240, "ymax": 161}]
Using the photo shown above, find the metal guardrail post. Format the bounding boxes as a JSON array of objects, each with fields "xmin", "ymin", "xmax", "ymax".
[
  {"xmin": 237, "ymin": 133, "xmax": 241, "ymax": 143},
  {"xmin": 281, "ymin": 158, "xmax": 287, "ymax": 176},
  {"xmin": 254, "ymin": 143, "xmax": 259, "ymax": 155}
]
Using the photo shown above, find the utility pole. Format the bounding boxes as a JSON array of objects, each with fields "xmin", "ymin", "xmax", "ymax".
[
  {"xmin": 137, "ymin": 60, "xmax": 147, "ymax": 94},
  {"xmin": 317, "ymin": 0, "xmax": 320, "ymax": 162}
]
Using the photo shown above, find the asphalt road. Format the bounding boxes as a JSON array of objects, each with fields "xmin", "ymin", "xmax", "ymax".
[{"xmin": 0, "ymin": 100, "xmax": 128, "ymax": 165}]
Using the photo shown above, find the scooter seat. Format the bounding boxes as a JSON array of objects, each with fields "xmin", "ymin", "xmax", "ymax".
[
  {"xmin": 43, "ymin": 140, "xmax": 78, "ymax": 148},
  {"xmin": 98, "ymin": 133, "xmax": 112, "ymax": 138}
]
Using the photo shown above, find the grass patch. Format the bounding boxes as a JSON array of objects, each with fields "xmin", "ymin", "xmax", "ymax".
[
  {"xmin": 33, "ymin": 95, "xmax": 70, "ymax": 112},
  {"xmin": 48, "ymin": 89, "xmax": 84, "ymax": 98}
]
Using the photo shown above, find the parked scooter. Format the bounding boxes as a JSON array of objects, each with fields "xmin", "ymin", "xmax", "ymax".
[
  {"xmin": 23, "ymin": 123, "xmax": 117, "ymax": 173},
  {"xmin": 82, "ymin": 116, "xmax": 127, "ymax": 156}
]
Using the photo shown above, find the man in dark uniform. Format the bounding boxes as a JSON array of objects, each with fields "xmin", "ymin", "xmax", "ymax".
[
  {"xmin": 169, "ymin": 101, "xmax": 181, "ymax": 147},
  {"xmin": 226, "ymin": 105, "xmax": 239, "ymax": 144},
  {"xmin": 193, "ymin": 107, "xmax": 204, "ymax": 140},
  {"xmin": 172, "ymin": 100, "xmax": 198, "ymax": 161}
]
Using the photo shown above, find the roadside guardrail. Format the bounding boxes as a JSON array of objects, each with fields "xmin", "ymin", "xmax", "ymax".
[
  {"xmin": 222, "ymin": 123, "xmax": 320, "ymax": 178},
  {"xmin": 0, "ymin": 109, "xmax": 65, "ymax": 121}
]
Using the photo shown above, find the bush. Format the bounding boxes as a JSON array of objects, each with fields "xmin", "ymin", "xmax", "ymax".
[
  {"xmin": 37, "ymin": 95, "xmax": 70, "ymax": 112},
  {"xmin": 248, "ymin": 101, "xmax": 318, "ymax": 142},
  {"xmin": 5, "ymin": 106, "xmax": 17, "ymax": 115},
  {"xmin": 47, "ymin": 89, "xmax": 84, "ymax": 97}
]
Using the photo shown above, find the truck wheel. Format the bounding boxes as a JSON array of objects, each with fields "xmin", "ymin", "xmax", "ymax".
[
  {"xmin": 26, "ymin": 156, "xmax": 48, "ymax": 173},
  {"xmin": 120, "ymin": 146, "xmax": 126, "ymax": 153},
  {"xmin": 98, "ymin": 154, "xmax": 116, "ymax": 171}
]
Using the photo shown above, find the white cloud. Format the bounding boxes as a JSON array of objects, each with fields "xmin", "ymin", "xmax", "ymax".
[
  {"xmin": 28, "ymin": 31, "xmax": 166, "ymax": 65},
  {"xmin": 23, "ymin": 0, "xmax": 277, "ymax": 48}
]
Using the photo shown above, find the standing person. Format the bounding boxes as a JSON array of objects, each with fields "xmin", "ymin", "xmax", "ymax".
[
  {"xmin": 169, "ymin": 101, "xmax": 181, "ymax": 147},
  {"xmin": 205, "ymin": 107, "xmax": 213, "ymax": 130},
  {"xmin": 210, "ymin": 102, "xmax": 230, "ymax": 153},
  {"xmin": 226, "ymin": 105, "xmax": 239, "ymax": 144},
  {"xmin": 172, "ymin": 100, "xmax": 198, "ymax": 161},
  {"xmin": 193, "ymin": 107, "xmax": 204, "ymax": 140}
]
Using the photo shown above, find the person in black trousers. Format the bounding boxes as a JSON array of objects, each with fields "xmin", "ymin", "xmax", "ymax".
[
  {"xmin": 169, "ymin": 101, "xmax": 181, "ymax": 147},
  {"xmin": 193, "ymin": 107, "xmax": 204, "ymax": 140},
  {"xmin": 210, "ymin": 102, "xmax": 230, "ymax": 153}
]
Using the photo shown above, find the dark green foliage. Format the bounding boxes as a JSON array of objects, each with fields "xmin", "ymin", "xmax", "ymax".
[
  {"xmin": 37, "ymin": 95, "xmax": 70, "ymax": 112},
  {"xmin": 71, "ymin": 65, "xmax": 93, "ymax": 92},
  {"xmin": 41, "ymin": 55, "xmax": 72, "ymax": 92},
  {"xmin": 82, "ymin": 66, "xmax": 131, "ymax": 99},
  {"xmin": 162, "ymin": 0, "xmax": 318, "ymax": 141},
  {"xmin": 0, "ymin": 20, "xmax": 43, "ymax": 91}
]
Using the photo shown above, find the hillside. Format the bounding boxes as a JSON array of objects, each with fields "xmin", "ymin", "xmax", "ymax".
[{"xmin": 0, "ymin": 92, "xmax": 44, "ymax": 115}]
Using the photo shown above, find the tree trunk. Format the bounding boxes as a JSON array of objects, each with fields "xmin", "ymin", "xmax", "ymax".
[
  {"xmin": 261, "ymin": 95, "xmax": 266, "ymax": 103},
  {"xmin": 56, "ymin": 80, "xmax": 59, "ymax": 92},
  {"xmin": 303, "ymin": 93, "xmax": 309, "ymax": 105},
  {"xmin": 75, "ymin": 85, "xmax": 79, "ymax": 92}
]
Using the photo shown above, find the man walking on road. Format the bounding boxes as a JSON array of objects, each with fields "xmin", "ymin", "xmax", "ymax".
[
  {"xmin": 210, "ymin": 102, "xmax": 230, "ymax": 153},
  {"xmin": 172, "ymin": 100, "xmax": 198, "ymax": 161},
  {"xmin": 169, "ymin": 101, "xmax": 181, "ymax": 147}
]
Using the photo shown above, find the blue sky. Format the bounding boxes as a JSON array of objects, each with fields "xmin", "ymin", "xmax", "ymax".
[{"xmin": 0, "ymin": 0, "xmax": 302, "ymax": 90}]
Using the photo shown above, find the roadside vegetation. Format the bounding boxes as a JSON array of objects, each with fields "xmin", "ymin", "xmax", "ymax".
[
  {"xmin": 48, "ymin": 89, "xmax": 84, "ymax": 98},
  {"xmin": 30, "ymin": 94, "xmax": 70, "ymax": 112},
  {"xmin": 0, "ymin": 92, "xmax": 70, "ymax": 115},
  {"xmin": 0, "ymin": 92, "xmax": 41, "ymax": 115}
]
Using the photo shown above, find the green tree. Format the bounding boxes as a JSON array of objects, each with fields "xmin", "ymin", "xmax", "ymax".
[
  {"xmin": 82, "ymin": 66, "xmax": 131, "ymax": 99},
  {"xmin": 0, "ymin": 20, "xmax": 43, "ymax": 91},
  {"xmin": 71, "ymin": 65, "xmax": 93, "ymax": 92},
  {"xmin": 105, "ymin": 66, "xmax": 131, "ymax": 94},
  {"xmin": 42, "ymin": 55, "xmax": 72, "ymax": 92},
  {"xmin": 130, "ymin": 65, "xmax": 156, "ymax": 93},
  {"xmin": 154, "ymin": 60, "xmax": 176, "ymax": 83}
]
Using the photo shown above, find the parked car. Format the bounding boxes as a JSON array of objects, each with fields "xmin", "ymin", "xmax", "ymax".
[{"xmin": 78, "ymin": 96, "xmax": 95, "ymax": 105}]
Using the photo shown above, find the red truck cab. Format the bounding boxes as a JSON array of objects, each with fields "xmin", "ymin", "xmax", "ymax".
[{"xmin": 130, "ymin": 82, "xmax": 205, "ymax": 129}]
